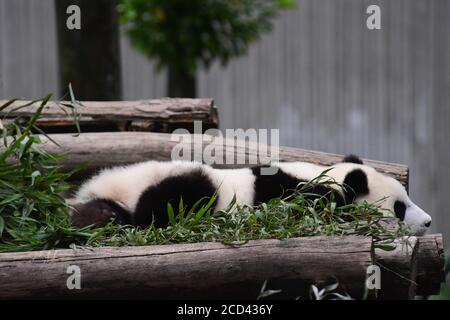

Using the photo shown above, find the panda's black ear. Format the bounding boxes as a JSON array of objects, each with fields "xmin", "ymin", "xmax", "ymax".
[
  {"xmin": 343, "ymin": 169, "xmax": 369, "ymax": 203},
  {"xmin": 342, "ymin": 154, "xmax": 364, "ymax": 164}
]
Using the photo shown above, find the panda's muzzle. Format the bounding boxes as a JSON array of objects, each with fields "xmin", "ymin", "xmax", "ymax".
[{"xmin": 404, "ymin": 204, "xmax": 432, "ymax": 236}]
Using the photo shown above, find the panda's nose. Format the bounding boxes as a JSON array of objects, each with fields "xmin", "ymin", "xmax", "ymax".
[{"xmin": 424, "ymin": 220, "xmax": 431, "ymax": 228}]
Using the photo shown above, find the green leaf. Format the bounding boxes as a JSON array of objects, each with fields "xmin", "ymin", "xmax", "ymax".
[
  {"xmin": 0, "ymin": 98, "xmax": 18, "ymax": 112},
  {"xmin": 275, "ymin": 0, "xmax": 297, "ymax": 9},
  {"xmin": 30, "ymin": 170, "xmax": 41, "ymax": 186},
  {"xmin": 0, "ymin": 216, "xmax": 4, "ymax": 237},
  {"xmin": 167, "ymin": 202, "xmax": 176, "ymax": 225},
  {"xmin": 375, "ymin": 243, "xmax": 397, "ymax": 251}
]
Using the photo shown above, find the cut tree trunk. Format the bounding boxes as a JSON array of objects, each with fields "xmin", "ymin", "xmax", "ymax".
[
  {"xmin": 374, "ymin": 234, "xmax": 445, "ymax": 299},
  {"xmin": 0, "ymin": 98, "xmax": 218, "ymax": 133},
  {"xmin": 0, "ymin": 235, "xmax": 444, "ymax": 299},
  {"xmin": 415, "ymin": 234, "xmax": 445, "ymax": 295},
  {"xmin": 375, "ymin": 237, "xmax": 419, "ymax": 300},
  {"xmin": 31, "ymin": 131, "xmax": 409, "ymax": 188},
  {"xmin": 55, "ymin": 0, "xmax": 122, "ymax": 100},
  {"xmin": 0, "ymin": 236, "xmax": 374, "ymax": 299},
  {"xmin": 168, "ymin": 66, "xmax": 197, "ymax": 98}
]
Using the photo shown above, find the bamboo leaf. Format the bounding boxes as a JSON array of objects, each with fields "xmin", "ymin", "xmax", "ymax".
[{"xmin": 167, "ymin": 202, "xmax": 176, "ymax": 225}]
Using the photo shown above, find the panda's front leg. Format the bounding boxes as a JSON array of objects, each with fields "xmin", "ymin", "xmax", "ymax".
[{"xmin": 70, "ymin": 199, "xmax": 132, "ymax": 228}]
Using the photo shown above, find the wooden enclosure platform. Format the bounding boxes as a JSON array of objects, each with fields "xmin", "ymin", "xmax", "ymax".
[
  {"xmin": 0, "ymin": 234, "xmax": 444, "ymax": 300},
  {"xmin": 0, "ymin": 98, "xmax": 445, "ymax": 299}
]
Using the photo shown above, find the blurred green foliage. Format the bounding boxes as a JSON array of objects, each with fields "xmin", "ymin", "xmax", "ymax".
[
  {"xmin": 0, "ymin": 96, "xmax": 88, "ymax": 252},
  {"xmin": 118, "ymin": 0, "xmax": 296, "ymax": 75}
]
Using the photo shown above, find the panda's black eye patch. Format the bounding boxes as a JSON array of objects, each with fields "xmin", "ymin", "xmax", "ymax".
[{"xmin": 394, "ymin": 201, "xmax": 406, "ymax": 221}]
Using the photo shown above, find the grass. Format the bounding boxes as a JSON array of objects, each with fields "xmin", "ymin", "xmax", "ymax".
[
  {"xmin": 0, "ymin": 95, "xmax": 88, "ymax": 252},
  {"xmin": 0, "ymin": 96, "xmax": 412, "ymax": 253},
  {"xmin": 81, "ymin": 188, "xmax": 411, "ymax": 250}
]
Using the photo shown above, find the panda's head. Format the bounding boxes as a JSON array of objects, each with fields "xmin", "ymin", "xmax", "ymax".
[{"xmin": 334, "ymin": 155, "xmax": 432, "ymax": 236}]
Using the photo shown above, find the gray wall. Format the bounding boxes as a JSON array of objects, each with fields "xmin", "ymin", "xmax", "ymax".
[
  {"xmin": 0, "ymin": 0, "xmax": 59, "ymax": 99},
  {"xmin": 120, "ymin": 33, "xmax": 166, "ymax": 100},
  {"xmin": 1, "ymin": 0, "xmax": 449, "ymax": 245}
]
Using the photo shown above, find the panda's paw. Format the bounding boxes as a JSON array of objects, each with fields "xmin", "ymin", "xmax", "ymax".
[{"xmin": 70, "ymin": 199, "xmax": 116, "ymax": 228}]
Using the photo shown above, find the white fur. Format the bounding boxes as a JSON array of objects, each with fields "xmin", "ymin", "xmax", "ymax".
[
  {"xmin": 75, "ymin": 161, "xmax": 255, "ymax": 212},
  {"xmin": 405, "ymin": 204, "xmax": 431, "ymax": 236},
  {"xmin": 75, "ymin": 161, "xmax": 205, "ymax": 211},
  {"xmin": 75, "ymin": 160, "xmax": 431, "ymax": 235},
  {"xmin": 205, "ymin": 167, "xmax": 256, "ymax": 210},
  {"xmin": 299, "ymin": 162, "xmax": 432, "ymax": 236}
]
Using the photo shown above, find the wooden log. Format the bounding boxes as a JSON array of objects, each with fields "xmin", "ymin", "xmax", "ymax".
[
  {"xmin": 373, "ymin": 234, "xmax": 445, "ymax": 298},
  {"xmin": 0, "ymin": 98, "xmax": 218, "ymax": 132},
  {"xmin": 374, "ymin": 237, "xmax": 419, "ymax": 300},
  {"xmin": 35, "ymin": 132, "xmax": 409, "ymax": 187},
  {"xmin": 415, "ymin": 234, "xmax": 445, "ymax": 295},
  {"xmin": 0, "ymin": 236, "xmax": 373, "ymax": 299}
]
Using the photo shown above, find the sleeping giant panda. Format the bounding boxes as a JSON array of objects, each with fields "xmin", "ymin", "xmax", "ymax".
[{"xmin": 70, "ymin": 155, "xmax": 432, "ymax": 236}]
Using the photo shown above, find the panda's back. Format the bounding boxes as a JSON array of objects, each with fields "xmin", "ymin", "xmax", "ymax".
[{"xmin": 75, "ymin": 161, "xmax": 205, "ymax": 211}]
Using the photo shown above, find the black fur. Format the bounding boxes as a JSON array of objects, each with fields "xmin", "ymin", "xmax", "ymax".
[
  {"xmin": 251, "ymin": 166, "xmax": 346, "ymax": 207},
  {"xmin": 343, "ymin": 169, "xmax": 369, "ymax": 203},
  {"xmin": 394, "ymin": 201, "xmax": 406, "ymax": 221},
  {"xmin": 71, "ymin": 198, "xmax": 132, "ymax": 228},
  {"xmin": 133, "ymin": 169, "xmax": 217, "ymax": 228},
  {"xmin": 342, "ymin": 154, "xmax": 364, "ymax": 165}
]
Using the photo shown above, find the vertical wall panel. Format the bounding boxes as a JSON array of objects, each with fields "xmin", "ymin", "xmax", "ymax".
[
  {"xmin": 433, "ymin": 0, "xmax": 450, "ymax": 243},
  {"xmin": 0, "ymin": 0, "xmax": 59, "ymax": 100},
  {"xmin": 119, "ymin": 31, "xmax": 167, "ymax": 100},
  {"xmin": 408, "ymin": 1, "xmax": 435, "ymax": 224}
]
